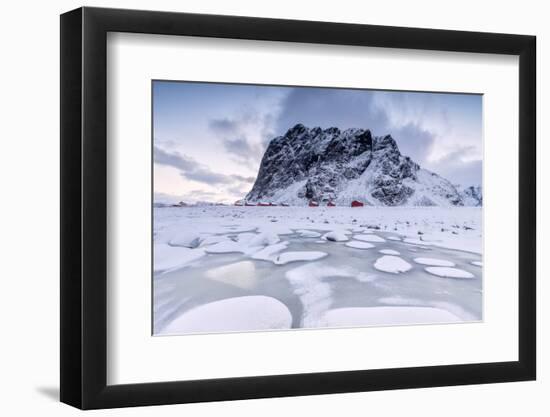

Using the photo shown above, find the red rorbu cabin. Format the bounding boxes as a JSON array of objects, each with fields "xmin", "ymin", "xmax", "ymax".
[
  {"xmin": 257, "ymin": 202, "xmax": 270, "ymax": 207},
  {"xmin": 351, "ymin": 200, "xmax": 364, "ymax": 207},
  {"xmin": 309, "ymin": 200, "xmax": 319, "ymax": 207},
  {"xmin": 327, "ymin": 201, "xmax": 336, "ymax": 207}
]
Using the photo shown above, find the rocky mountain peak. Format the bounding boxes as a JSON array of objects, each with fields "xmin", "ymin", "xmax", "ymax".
[{"xmin": 245, "ymin": 124, "xmax": 478, "ymax": 207}]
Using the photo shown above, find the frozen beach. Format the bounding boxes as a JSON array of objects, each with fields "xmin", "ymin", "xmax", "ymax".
[{"xmin": 153, "ymin": 206, "xmax": 482, "ymax": 335}]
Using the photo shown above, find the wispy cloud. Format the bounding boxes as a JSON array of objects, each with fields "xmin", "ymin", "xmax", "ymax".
[
  {"xmin": 274, "ymin": 88, "xmax": 389, "ymax": 137},
  {"xmin": 223, "ymin": 137, "xmax": 256, "ymax": 160},
  {"xmin": 424, "ymin": 146, "xmax": 482, "ymax": 186},
  {"xmin": 154, "ymin": 145, "xmax": 253, "ymax": 185},
  {"xmin": 208, "ymin": 118, "xmax": 239, "ymax": 135},
  {"xmin": 208, "ymin": 114, "xmax": 271, "ymax": 165}
]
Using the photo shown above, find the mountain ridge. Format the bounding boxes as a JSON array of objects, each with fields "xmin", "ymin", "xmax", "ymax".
[{"xmin": 245, "ymin": 124, "xmax": 481, "ymax": 207}]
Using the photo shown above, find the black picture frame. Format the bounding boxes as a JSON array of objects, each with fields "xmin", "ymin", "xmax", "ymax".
[{"xmin": 60, "ymin": 6, "xmax": 536, "ymax": 410}]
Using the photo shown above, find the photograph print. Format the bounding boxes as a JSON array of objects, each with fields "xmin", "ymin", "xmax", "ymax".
[{"xmin": 153, "ymin": 81, "xmax": 483, "ymax": 336}]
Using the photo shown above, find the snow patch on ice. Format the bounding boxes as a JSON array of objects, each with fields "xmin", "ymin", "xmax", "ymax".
[
  {"xmin": 158, "ymin": 296, "xmax": 292, "ymax": 335},
  {"xmin": 471, "ymin": 261, "xmax": 482, "ymax": 267},
  {"xmin": 250, "ymin": 242, "xmax": 289, "ymax": 262},
  {"xmin": 154, "ymin": 243, "xmax": 205, "ymax": 273},
  {"xmin": 430, "ymin": 301, "xmax": 478, "ymax": 321},
  {"xmin": 378, "ymin": 297, "xmax": 478, "ymax": 321},
  {"xmin": 168, "ymin": 232, "xmax": 204, "ymax": 248},
  {"xmin": 204, "ymin": 232, "xmax": 280, "ymax": 256},
  {"xmin": 414, "ymin": 257, "xmax": 455, "ymax": 267},
  {"xmin": 295, "ymin": 229, "xmax": 322, "ymax": 238},
  {"xmin": 374, "ymin": 255, "xmax": 412, "ymax": 274},
  {"xmin": 323, "ymin": 231, "xmax": 350, "ymax": 242},
  {"xmin": 204, "ymin": 241, "xmax": 255, "ymax": 254},
  {"xmin": 379, "ymin": 249, "xmax": 400, "ymax": 255},
  {"xmin": 223, "ymin": 225, "xmax": 257, "ymax": 234},
  {"xmin": 274, "ymin": 251, "xmax": 328, "ymax": 265},
  {"xmin": 199, "ymin": 235, "xmax": 230, "ymax": 247},
  {"xmin": 248, "ymin": 232, "xmax": 280, "ymax": 246},
  {"xmin": 205, "ymin": 261, "xmax": 258, "ymax": 289},
  {"xmin": 320, "ymin": 306, "xmax": 462, "ymax": 327},
  {"xmin": 353, "ymin": 234, "xmax": 386, "ymax": 243},
  {"xmin": 425, "ymin": 267, "xmax": 475, "ymax": 279},
  {"xmin": 345, "ymin": 241, "xmax": 375, "ymax": 249}
]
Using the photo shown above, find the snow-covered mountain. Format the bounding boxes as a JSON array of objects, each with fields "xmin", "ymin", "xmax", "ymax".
[
  {"xmin": 246, "ymin": 124, "xmax": 481, "ymax": 207},
  {"xmin": 457, "ymin": 185, "xmax": 483, "ymax": 207}
]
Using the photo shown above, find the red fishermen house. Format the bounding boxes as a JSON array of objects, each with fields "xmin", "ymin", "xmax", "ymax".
[
  {"xmin": 309, "ymin": 200, "xmax": 319, "ymax": 207},
  {"xmin": 351, "ymin": 200, "xmax": 364, "ymax": 207},
  {"xmin": 327, "ymin": 201, "xmax": 336, "ymax": 207}
]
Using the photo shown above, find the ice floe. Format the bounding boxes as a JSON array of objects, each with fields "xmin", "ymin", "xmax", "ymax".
[
  {"xmin": 374, "ymin": 255, "xmax": 412, "ymax": 274},
  {"xmin": 320, "ymin": 306, "xmax": 462, "ymax": 327},
  {"xmin": 414, "ymin": 257, "xmax": 455, "ymax": 267},
  {"xmin": 247, "ymin": 232, "xmax": 280, "ymax": 246},
  {"xmin": 159, "ymin": 296, "xmax": 292, "ymax": 334},
  {"xmin": 250, "ymin": 242, "xmax": 289, "ymax": 262},
  {"xmin": 198, "ymin": 235, "xmax": 230, "ymax": 247},
  {"xmin": 323, "ymin": 231, "xmax": 350, "ymax": 242},
  {"xmin": 204, "ymin": 241, "xmax": 252, "ymax": 254},
  {"xmin": 274, "ymin": 251, "xmax": 328, "ymax": 265},
  {"xmin": 379, "ymin": 249, "xmax": 400, "ymax": 255},
  {"xmin": 154, "ymin": 243, "xmax": 205, "ymax": 273},
  {"xmin": 168, "ymin": 231, "xmax": 204, "ymax": 248},
  {"xmin": 353, "ymin": 234, "xmax": 386, "ymax": 243},
  {"xmin": 204, "ymin": 232, "xmax": 279, "ymax": 255},
  {"xmin": 205, "ymin": 261, "xmax": 258, "ymax": 289},
  {"xmin": 425, "ymin": 267, "xmax": 475, "ymax": 279},
  {"xmin": 296, "ymin": 229, "xmax": 322, "ymax": 238},
  {"xmin": 345, "ymin": 241, "xmax": 375, "ymax": 249},
  {"xmin": 471, "ymin": 261, "xmax": 482, "ymax": 267}
]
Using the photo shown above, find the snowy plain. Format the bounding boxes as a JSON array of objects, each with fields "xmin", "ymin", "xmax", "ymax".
[{"xmin": 153, "ymin": 206, "xmax": 482, "ymax": 335}]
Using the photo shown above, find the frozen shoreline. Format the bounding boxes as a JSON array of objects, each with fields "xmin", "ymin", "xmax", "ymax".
[{"xmin": 155, "ymin": 206, "xmax": 482, "ymax": 255}]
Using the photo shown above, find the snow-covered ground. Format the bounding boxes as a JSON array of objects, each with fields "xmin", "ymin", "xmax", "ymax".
[{"xmin": 153, "ymin": 206, "xmax": 482, "ymax": 335}]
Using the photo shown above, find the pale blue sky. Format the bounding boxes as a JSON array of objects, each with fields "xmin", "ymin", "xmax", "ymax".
[{"xmin": 153, "ymin": 81, "xmax": 482, "ymax": 203}]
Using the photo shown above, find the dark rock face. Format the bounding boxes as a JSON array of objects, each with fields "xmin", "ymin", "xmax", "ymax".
[{"xmin": 246, "ymin": 124, "xmax": 467, "ymax": 206}]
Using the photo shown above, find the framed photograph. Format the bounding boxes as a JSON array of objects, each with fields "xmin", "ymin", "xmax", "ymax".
[{"xmin": 60, "ymin": 7, "xmax": 536, "ymax": 409}]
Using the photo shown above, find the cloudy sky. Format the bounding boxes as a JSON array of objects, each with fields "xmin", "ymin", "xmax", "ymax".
[{"xmin": 153, "ymin": 81, "xmax": 482, "ymax": 204}]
